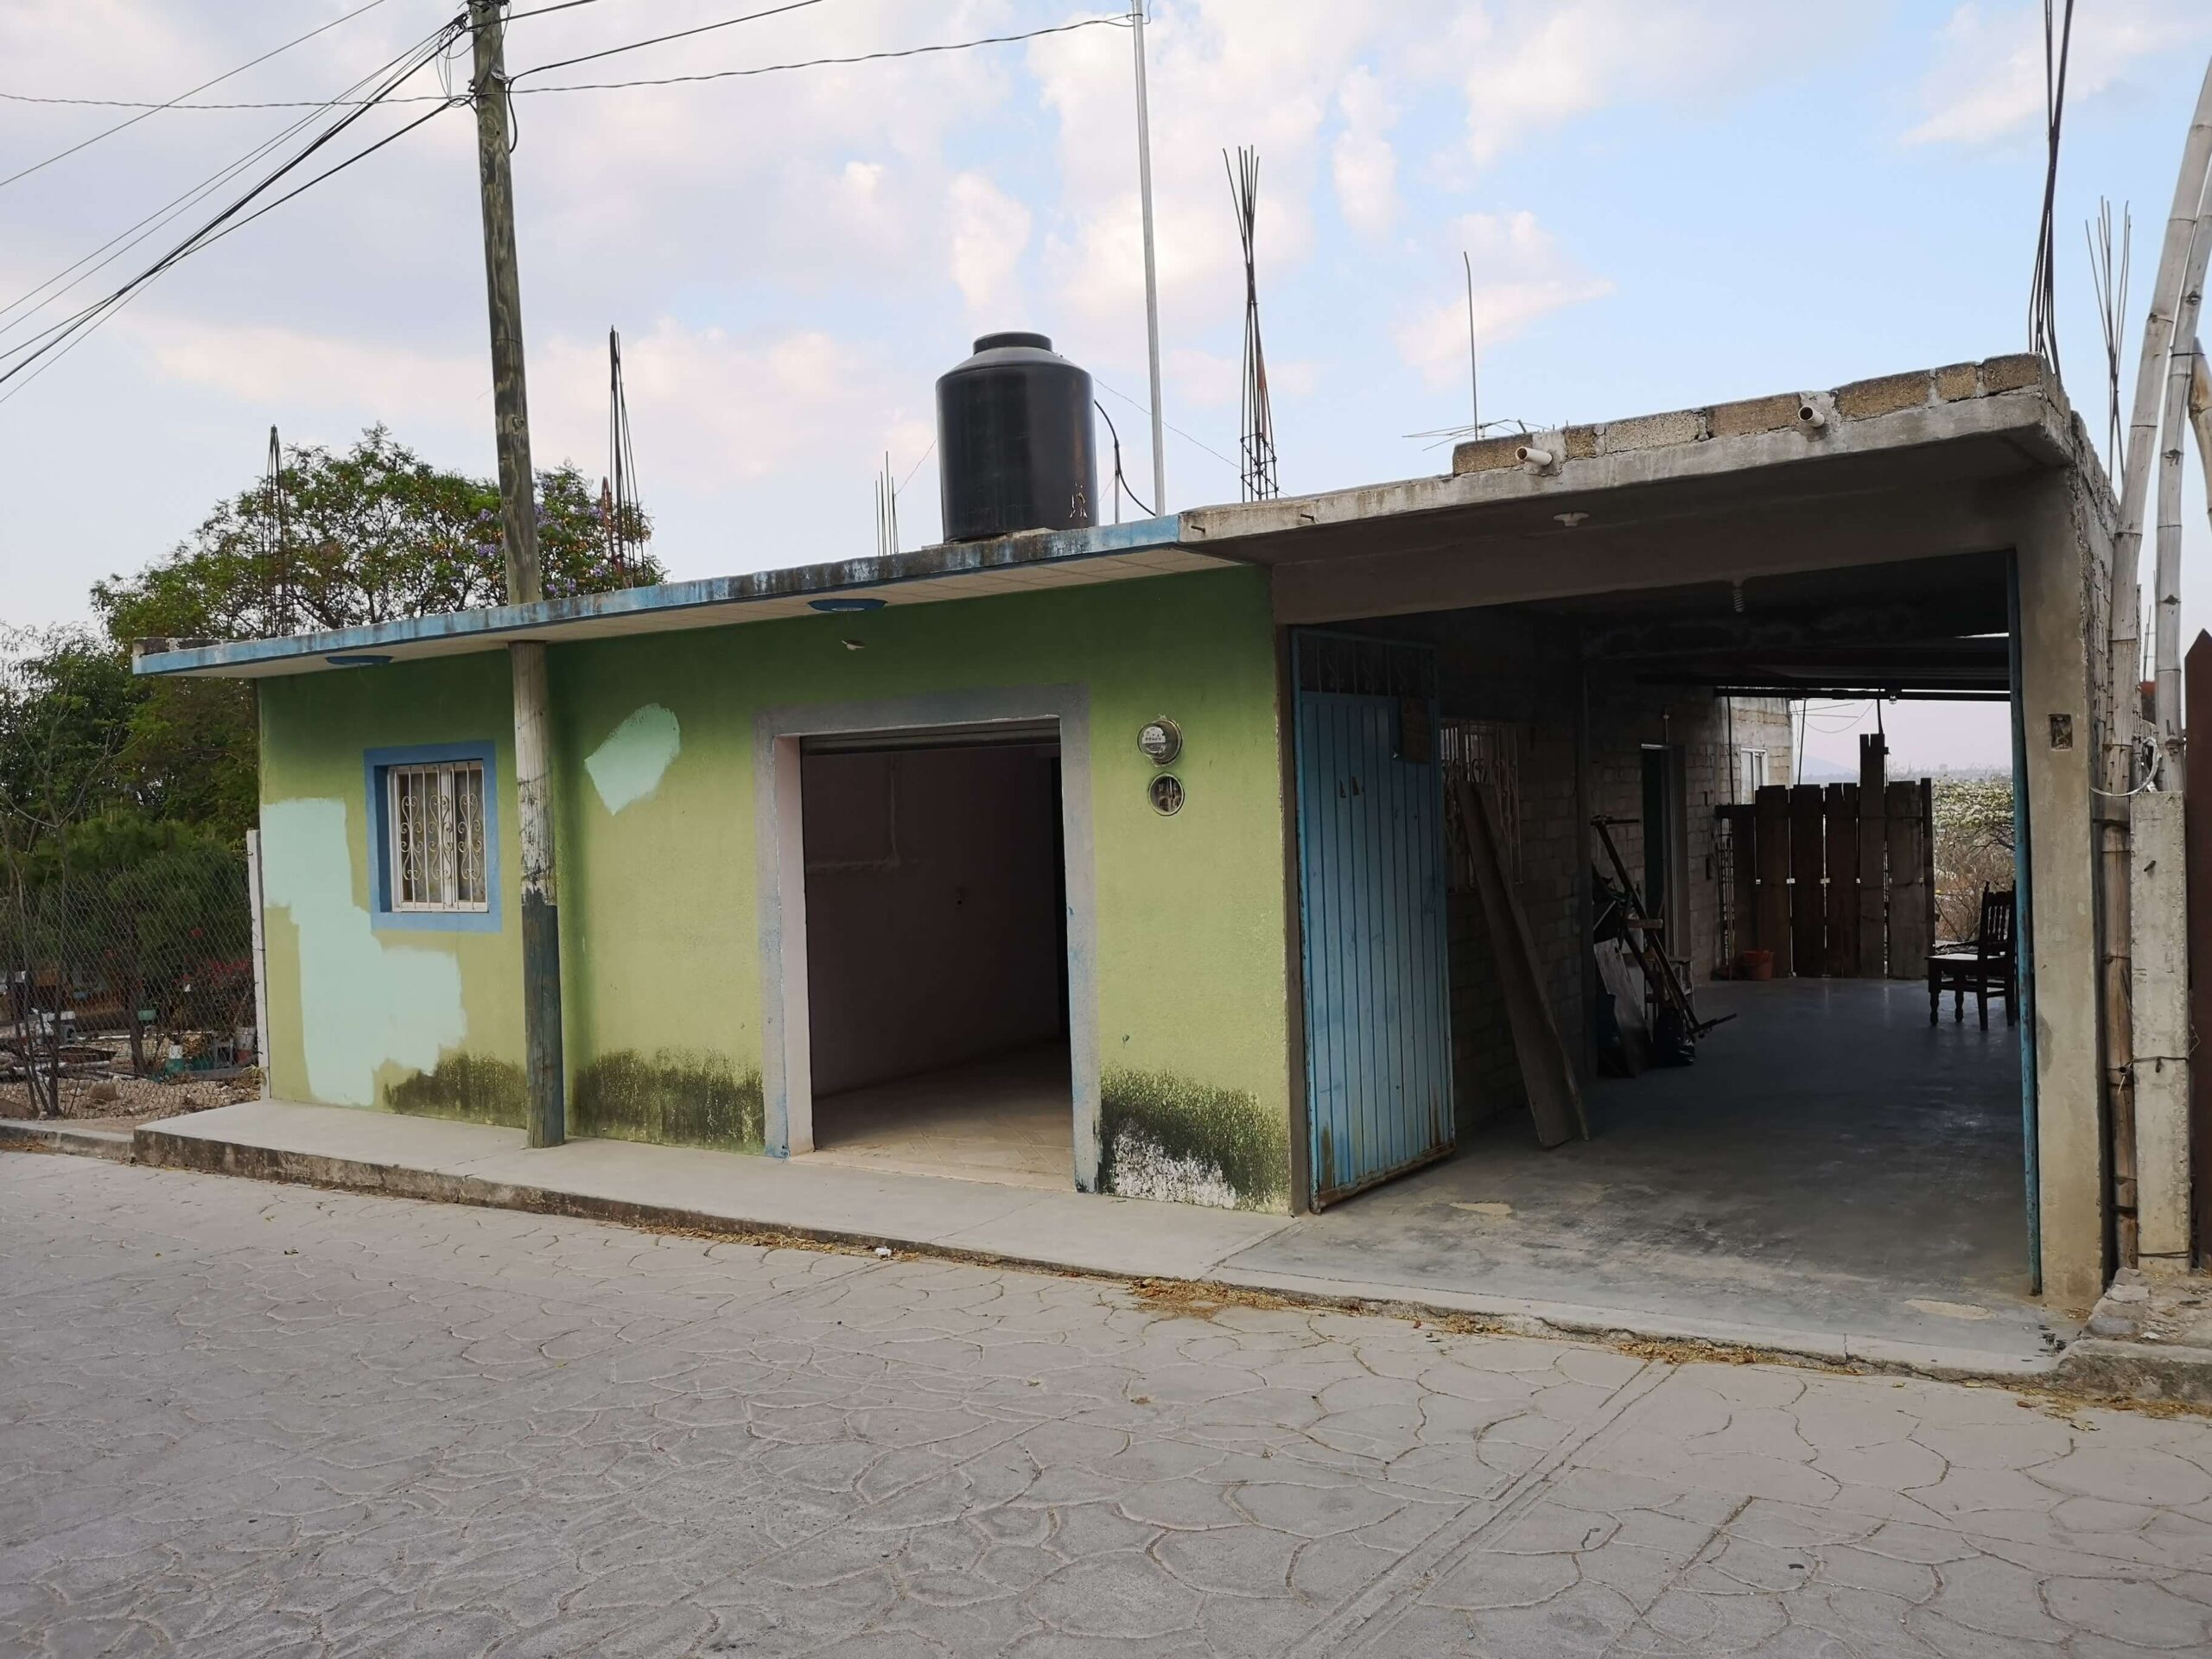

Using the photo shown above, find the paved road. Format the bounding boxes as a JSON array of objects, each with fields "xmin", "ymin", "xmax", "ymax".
[{"xmin": 3, "ymin": 1157, "xmax": 2209, "ymax": 1658}]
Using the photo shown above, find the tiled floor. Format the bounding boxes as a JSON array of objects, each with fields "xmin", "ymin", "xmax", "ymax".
[{"xmin": 805, "ymin": 1042, "xmax": 1074, "ymax": 1190}]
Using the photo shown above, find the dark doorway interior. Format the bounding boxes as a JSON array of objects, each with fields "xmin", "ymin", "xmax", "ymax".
[{"xmin": 800, "ymin": 737, "xmax": 1071, "ymax": 1188}]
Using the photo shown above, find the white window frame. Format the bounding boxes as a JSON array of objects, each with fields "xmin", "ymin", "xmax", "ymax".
[
  {"xmin": 1739, "ymin": 747, "xmax": 1769, "ymax": 799},
  {"xmin": 386, "ymin": 759, "xmax": 490, "ymax": 914}
]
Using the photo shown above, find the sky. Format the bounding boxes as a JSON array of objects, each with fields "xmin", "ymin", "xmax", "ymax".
[{"xmin": 3, "ymin": 0, "xmax": 2210, "ymax": 774}]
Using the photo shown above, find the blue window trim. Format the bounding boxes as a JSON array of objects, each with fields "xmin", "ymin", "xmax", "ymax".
[{"xmin": 364, "ymin": 741, "xmax": 503, "ymax": 933}]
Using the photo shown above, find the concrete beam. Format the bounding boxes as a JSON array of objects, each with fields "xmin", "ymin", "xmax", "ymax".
[
  {"xmin": 1186, "ymin": 385, "xmax": 2070, "ymax": 562},
  {"xmin": 1268, "ymin": 480, "xmax": 2019, "ymax": 626}
]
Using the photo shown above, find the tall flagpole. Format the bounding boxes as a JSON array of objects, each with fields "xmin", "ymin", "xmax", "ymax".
[{"xmin": 1131, "ymin": 1, "xmax": 1166, "ymax": 514}]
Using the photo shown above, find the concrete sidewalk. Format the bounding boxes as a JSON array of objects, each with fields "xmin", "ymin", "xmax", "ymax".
[
  {"xmin": 133, "ymin": 1100, "xmax": 1295, "ymax": 1283},
  {"xmin": 105, "ymin": 1098, "xmax": 2088, "ymax": 1389}
]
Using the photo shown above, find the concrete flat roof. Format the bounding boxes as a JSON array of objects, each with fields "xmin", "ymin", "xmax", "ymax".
[{"xmin": 134, "ymin": 354, "xmax": 2092, "ymax": 681}]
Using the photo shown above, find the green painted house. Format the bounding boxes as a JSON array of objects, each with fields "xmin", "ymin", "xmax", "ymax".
[{"xmin": 137, "ymin": 357, "xmax": 2127, "ymax": 1313}]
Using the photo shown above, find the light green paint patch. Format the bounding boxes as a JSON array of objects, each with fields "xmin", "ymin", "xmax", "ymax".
[
  {"xmin": 259, "ymin": 797, "xmax": 467, "ymax": 1106},
  {"xmin": 584, "ymin": 703, "xmax": 681, "ymax": 813}
]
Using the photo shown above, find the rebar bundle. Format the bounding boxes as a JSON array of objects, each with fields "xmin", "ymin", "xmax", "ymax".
[
  {"xmin": 605, "ymin": 327, "xmax": 643, "ymax": 582},
  {"xmin": 1224, "ymin": 145, "xmax": 1277, "ymax": 502}
]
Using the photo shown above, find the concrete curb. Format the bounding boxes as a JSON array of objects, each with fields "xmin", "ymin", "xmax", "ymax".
[
  {"xmin": 126, "ymin": 1117, "xmax": 2123, "ymax": 1401},
  {"xmin": 2055, "ymin": 1338, "xmax": 2212, "ymax": 1408},
  {"xmin": 0, "ymin": 1119, "xmax": 136, "ymax": 1161}
]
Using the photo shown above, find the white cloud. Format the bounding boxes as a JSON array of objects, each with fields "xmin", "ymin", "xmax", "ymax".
[
  {"xmin": 125, "ymin": 310, "xmax": 931, "ymax": 499},
  {"xmin": 1903, "ymin": 0, "xmax": 2212, "ymax": 147},
  {"xmin": 1440, "ymin": 2, "xmax": 1856, "ymax": 165},
  {"xmin": 1394, "ymin": 213, "xmax": 1612, "ymax": 387},
  {"xmin": 131, "ymin": 320, "xmax": 480, "ymax": 414},
  {"xmin": 945, "ymin": 172, "xmax": 1032, "ymax": 321},
  {"xmin": 1029, "ymin": 0, "xmax": 1382, "ymax": 327},
  {"xmin": 1332, "ymin": 67, "xmax": 1399, "ymax": 237}
]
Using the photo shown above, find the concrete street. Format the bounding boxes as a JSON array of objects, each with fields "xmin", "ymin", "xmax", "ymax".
[{"xmin": 3, "ymin": 1156, "xmax": 2210, "ymax": 1658}]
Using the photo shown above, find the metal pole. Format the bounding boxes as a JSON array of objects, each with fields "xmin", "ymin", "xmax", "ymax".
[
  {"xmin": 1131, "ymin": 0, "xmax": 1166, "ymax": 514},
  {"xmin": 470, "ymin": 0, "xmax": 564, "ymax": 1148}
]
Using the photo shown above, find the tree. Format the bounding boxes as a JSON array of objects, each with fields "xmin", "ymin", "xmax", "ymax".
[
  {"xmin": 93, "ymin": 425, "xmax": 661, "ymax": 642},
  {"xmin": 1, "ymin": 629, "xmax": 138, "ymax": 1116},
  {"xmin": 84, "ymin": 428, "xmax": 662, "ymax": 846}
]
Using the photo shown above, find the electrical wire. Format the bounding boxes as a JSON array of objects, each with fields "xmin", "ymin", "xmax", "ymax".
[
  {"xmin": 510, "ymin": 14, "xmax": 1128, "ymax": 93},
  {"xmin": 0, "ymin": 23, "xmax": 465, "ymax": 401},
  {"xmin": 508, "ymin": 0, "xmax": 828, "ymax": 83},
  {"xmin": 0, "ymin": 0, "xmax": 398, "ymax": 190},
  {"xmin": 0, "ymin": 17, "xmax": 462, "ymax": 340},
  {"xmin": 1093, "ymin": 377, "xmax": 1238, "ymax": 474},
  {"xmin": 4, "ymin": 11, "xmax": 1130, "ymax": 110}
]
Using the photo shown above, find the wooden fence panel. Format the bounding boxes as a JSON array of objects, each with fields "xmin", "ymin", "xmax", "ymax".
[
  {"xmin": 1858, "ymin": 734, "xmax": 1888, "ymax": 976},
  {"xmin": 1886, "ymin": 779, "xmax": 1929, "ymax": 976},
  {"xmin": 1789, "ymin": 783, "xmax": 1826, "ymax": 976},
  {"xmin": 1755, "ymin": 785, "xmax": 1791, "ymax": 975},
  {"xmin": 1825, "ymin": 784, "xmax": 1859, "ymax": 977}
]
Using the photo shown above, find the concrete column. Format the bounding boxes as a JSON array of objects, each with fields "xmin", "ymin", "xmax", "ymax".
[
  {"xmin": 2132, "ymin": 788, "xmax": 2193, "ymax": 1272},
  {"xmin": 2014, "ymin": 472, "xmax": 2111, "ymax": 1311}
]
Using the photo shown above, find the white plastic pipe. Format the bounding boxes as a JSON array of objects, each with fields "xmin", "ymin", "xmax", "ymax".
[
  {"xmin": 1516, "ymin": 444, "xmax": 1554, "ymax": 474},
  {"xmin": 1796, "ymin": 403, "xmax": 1827, "ymax": 432},
  {"xmin": 2109, "ymin": 57, "xmax": 2212, "ymax": 786},
  {"xmin": 2152, "ymin": 174, "xmax": 2212, "ymax": 747}
]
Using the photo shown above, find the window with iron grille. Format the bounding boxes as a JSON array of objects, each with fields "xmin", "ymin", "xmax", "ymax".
[
  {"xmin": 388, "ymin": 761, "xmax": 487, "ymax": 912},
  {"xmin": 365, "ymin": 744, "xmax": 500, "ymax": 931}
]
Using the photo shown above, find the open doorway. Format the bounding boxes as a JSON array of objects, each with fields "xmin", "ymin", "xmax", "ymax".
[
  {"xmin": 798, "ymin": 732, "xmax": 1072, "ymax": 1189},
  {"xmin": 1255, "ymin": 550, "xmax": 2051, "ymax": 1355}
]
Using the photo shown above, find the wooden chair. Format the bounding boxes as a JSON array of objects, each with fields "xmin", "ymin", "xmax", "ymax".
[{"xmin": 1928, "ymin": 886, "xmax": 2017, "ymax": 1029}]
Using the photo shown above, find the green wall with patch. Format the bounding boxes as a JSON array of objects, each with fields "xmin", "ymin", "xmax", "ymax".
[{"xmin": 257, "ymin": 566, "xmax": 1296, "ymax": 1210}]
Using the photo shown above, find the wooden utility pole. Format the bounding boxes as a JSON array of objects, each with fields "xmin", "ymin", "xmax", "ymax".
[{"xmin": 470, "ymin": 0, "xmax": 563, "ymax": 1148}]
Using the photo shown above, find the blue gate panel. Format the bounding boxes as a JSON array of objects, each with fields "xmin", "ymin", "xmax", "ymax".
[{"xmin": 1294, "ymin": 636, "xmax": 1453, "ymax": 1208}]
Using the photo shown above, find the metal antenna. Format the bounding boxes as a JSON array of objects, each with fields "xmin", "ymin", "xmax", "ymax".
[
  {"xmin": 2027, "ymin": 0, "xmax": 2075, "ymax": 375},
  {"xmin": 2087, "ymin": 197, "xmax": 2132, "ymax": 474},
  {"xmin": 874, "ymin": 452, "xmax": 899, "ymax": 559},
  {"xmin": 1225, "ymin": 145, "xmax": 1277, "ymax": 501},
  {"xmin": 1463, "ymin": 251, "xmax": 1479, "ymax": 436},
  {"xmin": 1130, "ymin": 0, "xmax": 1166, "ymax": 513},
  {"xmin": 264, "ymin": 424, "xmax": 291, "ymax": 633},
  {"xmin": 606, "ymin": 327, "xmax": 641, "ymax": 582}
]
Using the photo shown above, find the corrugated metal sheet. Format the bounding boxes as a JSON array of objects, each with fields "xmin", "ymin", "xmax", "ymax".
[{"xmin": 1294, "ymin": 633, "xmax": 1453, "ymax": 1207}]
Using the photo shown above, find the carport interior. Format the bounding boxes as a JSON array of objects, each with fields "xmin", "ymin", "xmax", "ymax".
[{"xmin": 1266, "ymin": 548, "xmax": 2053, "ymax": 1356}]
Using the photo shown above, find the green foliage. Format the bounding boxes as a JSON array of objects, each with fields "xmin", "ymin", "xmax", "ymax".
[
  {"xmin": 92, "ymin": 425, "xmax": 663, "ymax": 642},
  {"xmin": 0, "ymin": 810, "xmax": 251, "ymax": 1036},
  {"xmin": 68, "ymin": 426, "xmax": 662, "ymax": 844},
  {"xmin": 1932, "ymin": 771, "xmax": 2017, "ymax": 943},
  {"xmin": 0, "ymin": 628, "xmax": 141, "ymax": 846}
]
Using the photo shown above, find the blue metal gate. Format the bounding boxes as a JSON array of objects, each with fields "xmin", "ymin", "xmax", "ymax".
[{"xmin": 1293, "ymin": 632, "xmax": 1454, "ymax": 1207}]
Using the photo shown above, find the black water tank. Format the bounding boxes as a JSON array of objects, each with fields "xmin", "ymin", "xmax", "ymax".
[{"xmin": 937, "ymin": 332, "xmax": 1096, "ymax": 542}]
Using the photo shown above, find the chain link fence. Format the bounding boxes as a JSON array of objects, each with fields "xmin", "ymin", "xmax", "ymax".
[{"xmin": 3, "ymin": 838, "xmax": 261, "ymax": 1121}]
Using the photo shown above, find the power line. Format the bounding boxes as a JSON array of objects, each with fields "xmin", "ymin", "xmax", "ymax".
[
  {"xmin": 509, "ymin": 0, "xmax": 829, "ymax": 84},
  {"xmin": 0, "ymin": 23, "xmax": 465, "ymax": 401},
  {"xmin": 3, "ymin": 11, "xmax": 1129, "ymax": 110},
  {"xmin": 510, "ymin": 15, "xmax": 1127, "ymax": 94},
  {"xmin": 1093, "ymin": 378, "xmax": 1238, "ymax": 474},
  {"xmin": 0, "ymin": 0, "xmax": 397, "ymax": 191},
  {"xmin": 0, "ymin": 17, "xmax": 463, "ymax": 341}
]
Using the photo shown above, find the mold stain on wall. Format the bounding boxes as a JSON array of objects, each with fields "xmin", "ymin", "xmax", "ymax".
[
  {"xmin": 386, "ymin": 1052, "xmax": 525, "ymax": 1127},
  {"xmin": 584, "ymin": 703, "xmax": 682, "ymax": 814},
  {"xmin": 260, "ymin": 798, "xmax": 467, "ymax": 1107},
  {"xmin": 573, "ymin": 1049, "xmax": 764, "ymax": 1151},
  {"xmin": 1098, "ymin": 1066, "xmax": 1289, "ymax": 1212}
]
